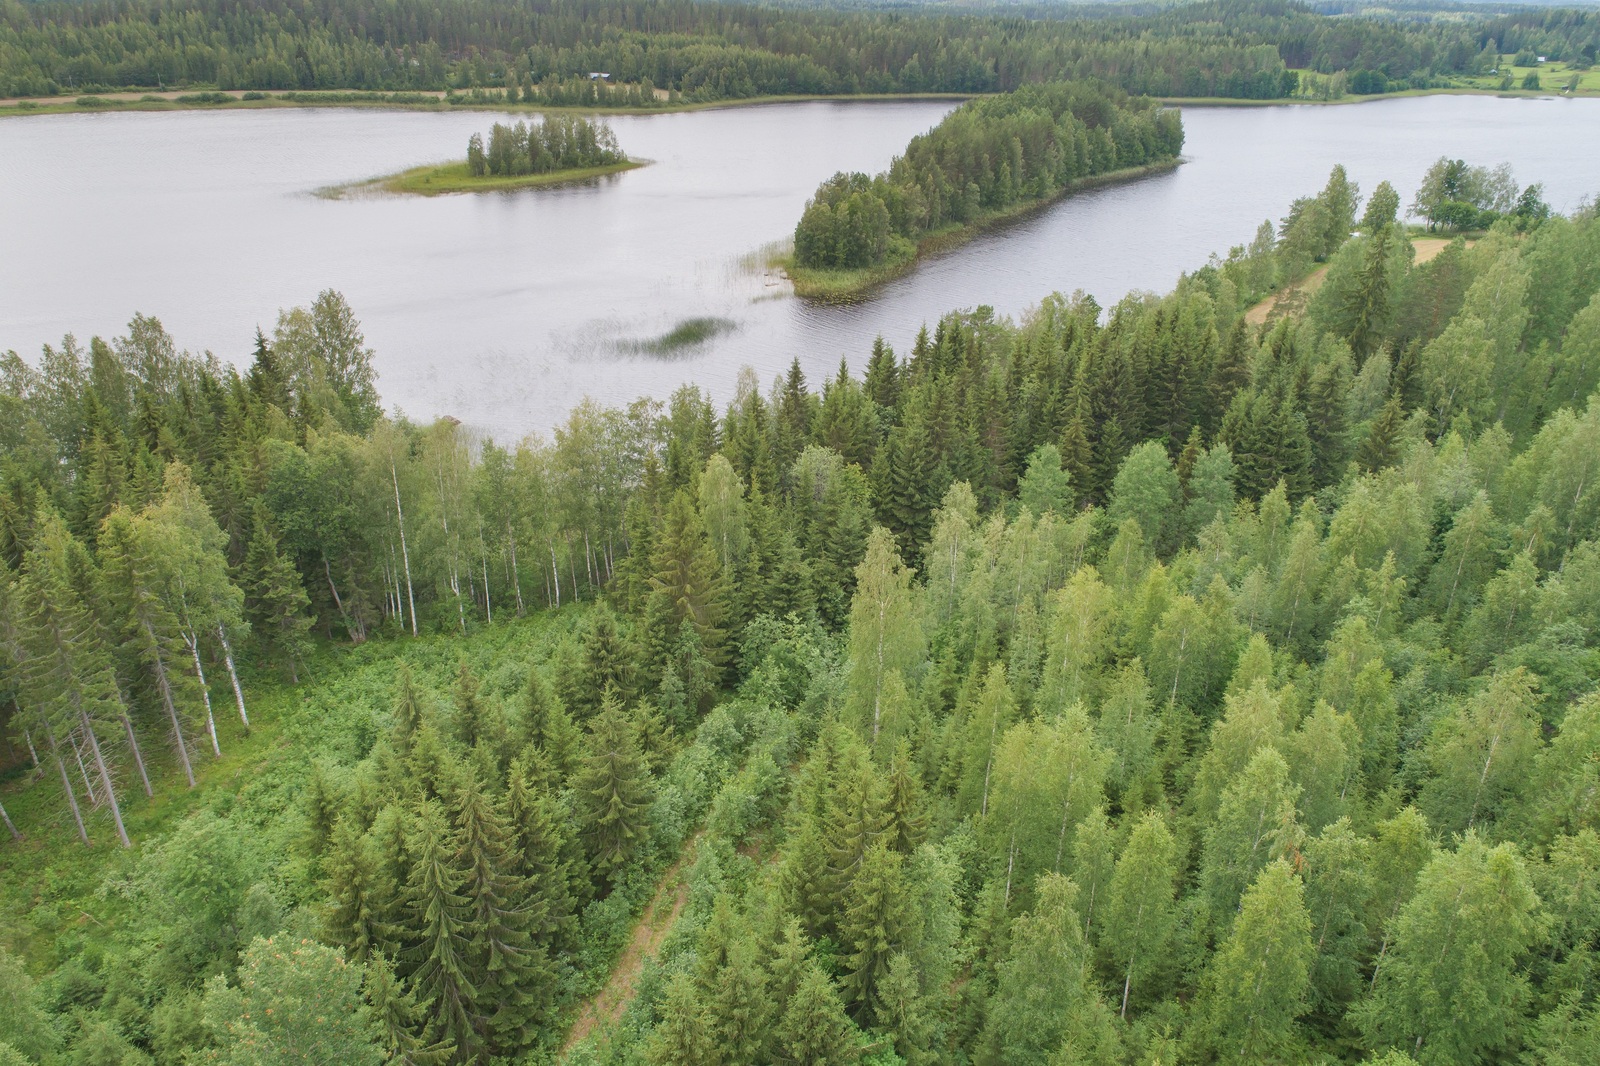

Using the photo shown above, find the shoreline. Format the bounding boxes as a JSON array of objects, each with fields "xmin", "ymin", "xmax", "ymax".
[
  {"xmin": 783, "ymin": 157, "xmax": 1183, "ymax": 303},
  {"xmin": 330, "ymin": 158, "xmax": 647, "ymax": 198},
  {"xmin": 3, "ymin": 83, "xmax": 1592, "ymax": 120}
]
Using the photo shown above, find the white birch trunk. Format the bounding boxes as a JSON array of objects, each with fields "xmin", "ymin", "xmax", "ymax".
[
  {"xmin": 46, "ymin": 724, "xmax": 89, "ymax": 846},
  {"xmin": 186, "ymin": 631, "xmax": 221, "ymax": 758},
  {"xmin": 217, "ymin": 624, "xmax": 249, "ymax": 730},
  {"xmin": 391, "ymin": 456, "xmax": 418, "ymax": 636}
]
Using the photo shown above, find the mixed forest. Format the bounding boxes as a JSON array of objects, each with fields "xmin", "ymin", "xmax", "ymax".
[
  {"xmin": 5, "ymin": 145, "xmax": 1600, "ymax": 1066},
  {"xmin": 792, "ymin": 81, "xmax": 1183, "ymax": 275},
  {"xmin": 3, "ymin": 0, "xmax": 1600, "ymax": 102}
]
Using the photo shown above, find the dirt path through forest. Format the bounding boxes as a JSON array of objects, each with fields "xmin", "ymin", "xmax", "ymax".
[
  {"xmin": 1243, "ymin": 236, "xmax": 1461, "ymax": 327},
  {"xmin": 562, "ymin": 834, "xmax": 700, "ymax": 1053}
]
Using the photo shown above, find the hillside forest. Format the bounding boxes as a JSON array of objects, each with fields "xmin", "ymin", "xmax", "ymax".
[{"xmin": 3, "ymin": 159, "xmax": 1600, "ymax": 1066}]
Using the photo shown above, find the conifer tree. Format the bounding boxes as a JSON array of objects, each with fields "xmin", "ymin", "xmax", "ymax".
[
  {"xmin": 645, "ymin": 489, "xmax": 727, "ymax": 680},
  {"xmin": 574, "ymin": 692, "xmax": 654, "ymax": 881},
  {"xmin": 504, "ymin": 755, "xmax": 582, "ymax": 952},
  {"xmin": 365, "ymin": 952, "xmax": 454, "ymax": 1066},
  {"xmin": 646, "ymin": 973, "xmax": 720, "ymax": 1066},
  {"xmin": 402, "ymin": 800, "xmax": 477, "ymax": 1060},
  {"xmin": 448, "ymin": 766, "xmax": 547, "ymax": 1054},
  {"xmin": 324, "ymin": 817, "xmax": 390, "ymax": 964},
  {"xmin": 839, "ymin": 841, "xmax": 913, "ymax": 1022},
  {"xmin": 773, "ymin": 964, "xmax": 860, "ymax": 1066},
  {"xmin": 518, "ymin": 667, "xmax": 578, "ymax": 776},
  {"xmin": 243, "ymin": 505, "xmax": 311, "ymax": 682}
]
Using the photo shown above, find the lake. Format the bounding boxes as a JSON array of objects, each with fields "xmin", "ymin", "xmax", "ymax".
[{"xmin": 2, "ymin": 94, "xmax": 1598, "ymax": 439}]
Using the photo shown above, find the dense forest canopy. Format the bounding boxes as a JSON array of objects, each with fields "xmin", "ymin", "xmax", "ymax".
[
  {"xmin": 2, "ymin": 0, "xmax": 1597, "ymax": 99},
  {"xmin": 5, "ymin": 149, "xmax": 1600, "ymax": 1063},
  {"xmin": 793, "ymin": 80, "xmax": 1184, "ymax": 270}
]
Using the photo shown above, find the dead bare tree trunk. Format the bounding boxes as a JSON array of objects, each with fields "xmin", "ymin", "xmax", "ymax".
[
  {"xmin": 144, "ymin": 620, "xmax": 195, "ymax": 788},
  {"xmin": 118, "ymin": 707, "xmax": 153, "ymax": 797},
  {"xmin": 0, "ymin": 798, "xmax": 19, "ymax": 841},
  {"xmin": 45, "ymin": 723, "xmax": 88, "ymax": 846},
  {"xmin": 78, "ymin": 706, "xmax": 130, "ymax": 848}
]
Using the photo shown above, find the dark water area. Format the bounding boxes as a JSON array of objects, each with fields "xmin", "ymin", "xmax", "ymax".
[{"xmin": 2, "ymin": 94, "xmax": 1597, "ymax": 439}]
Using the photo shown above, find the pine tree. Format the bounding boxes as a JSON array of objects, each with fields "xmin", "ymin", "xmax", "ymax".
[{"xmin": 574, "ymin": 693, "xmax": 654, "ymax": 881}]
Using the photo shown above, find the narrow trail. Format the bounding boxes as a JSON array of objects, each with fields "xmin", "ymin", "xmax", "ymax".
[
  {"xmin": 1244, "ymin": 236, "xmax": 1460, "ymax": 328},
  {"xmin": 562, "ymin": 833, "xmax": 701, "ymax": 1053}
]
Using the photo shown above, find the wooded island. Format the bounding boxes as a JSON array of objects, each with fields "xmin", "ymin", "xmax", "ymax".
[
  {"xmin": 382, "ymin": 116, "xmax": 640, "ymax": 195},
  {"xmin": 786, "ymin": 83, "xmax": 1185, "ymax": 300}
]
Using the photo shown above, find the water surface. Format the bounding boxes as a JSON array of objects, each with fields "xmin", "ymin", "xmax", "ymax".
[{"xmin": 2, "ymin": 95, "xmax": 1597, "ymax": 438}]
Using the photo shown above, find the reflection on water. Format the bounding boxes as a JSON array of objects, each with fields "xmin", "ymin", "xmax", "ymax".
[{"xmin": 2, "ymin": 95, "xmax": 1598, "ymax": 439}]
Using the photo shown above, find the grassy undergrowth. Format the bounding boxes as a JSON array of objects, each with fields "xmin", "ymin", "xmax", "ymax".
[
  {"xmin": 374, "ymin": 159, "xmax": 646, "ymax": 196},
  {"xmin": 0, "ymin": 610, "xmax": 581, "ymax": 971}
]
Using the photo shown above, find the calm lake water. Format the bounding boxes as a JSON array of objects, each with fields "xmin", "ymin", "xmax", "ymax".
[{"xmin": 2, "ymin": 94, "xmax": 1598, "ymax": 439}]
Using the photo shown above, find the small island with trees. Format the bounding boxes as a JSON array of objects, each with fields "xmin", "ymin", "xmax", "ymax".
[
  {"xmin": 380, "ymin": 114, "xmax": 642, "ymax": 195},
  {"xmin": 783, "ymin": 81, "xmax": 1186, "ymax": 300}
]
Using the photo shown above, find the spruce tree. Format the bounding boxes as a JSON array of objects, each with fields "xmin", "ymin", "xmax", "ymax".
[
  {"xmin": 574, "ymin": 693, "xmax": 654, "ymax": 881},
  {"xmin": 448, "ymin": 766, "xmax": 548, "ymax": 1055},
  {"xmin": 773, "ymin": 964, "xmax": 860, "ymax": 1066},
  {"xmin": 401, "ymin": 800, "xmax": 477, "ymax": 1060},
  {"xmin": 243, "ymin": 505, "xmax": 311, "ymax": 682},
  {"xmin": 365, "ymin": 953, "xmax": 453, "ymax": 1066},
  {"xmin": 838, "ymin": 841, "xmax": 912, "ymax": 1023}
]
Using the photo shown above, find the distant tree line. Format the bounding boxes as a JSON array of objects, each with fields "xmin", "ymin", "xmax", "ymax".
[
  {"xmin": 466, "ymin": 115, "xmax": 624, "ymax": 178},
  {"xmin": 0, "ymin": 0, "xmax": 1534, "ymax": 101},
  {"xmin": 793, "ymin": 81, "xmax": 1184, "ymax": 271}
]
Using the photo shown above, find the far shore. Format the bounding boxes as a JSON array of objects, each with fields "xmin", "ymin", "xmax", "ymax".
[{"xmin": 3, "ymin": 82, "xmax": 1594, "ymax": 120}]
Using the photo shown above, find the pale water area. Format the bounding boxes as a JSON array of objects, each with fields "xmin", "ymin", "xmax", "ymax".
[{"xmin": 1, "ymin": 94, "xmax": 1597, "ymax": 439}]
